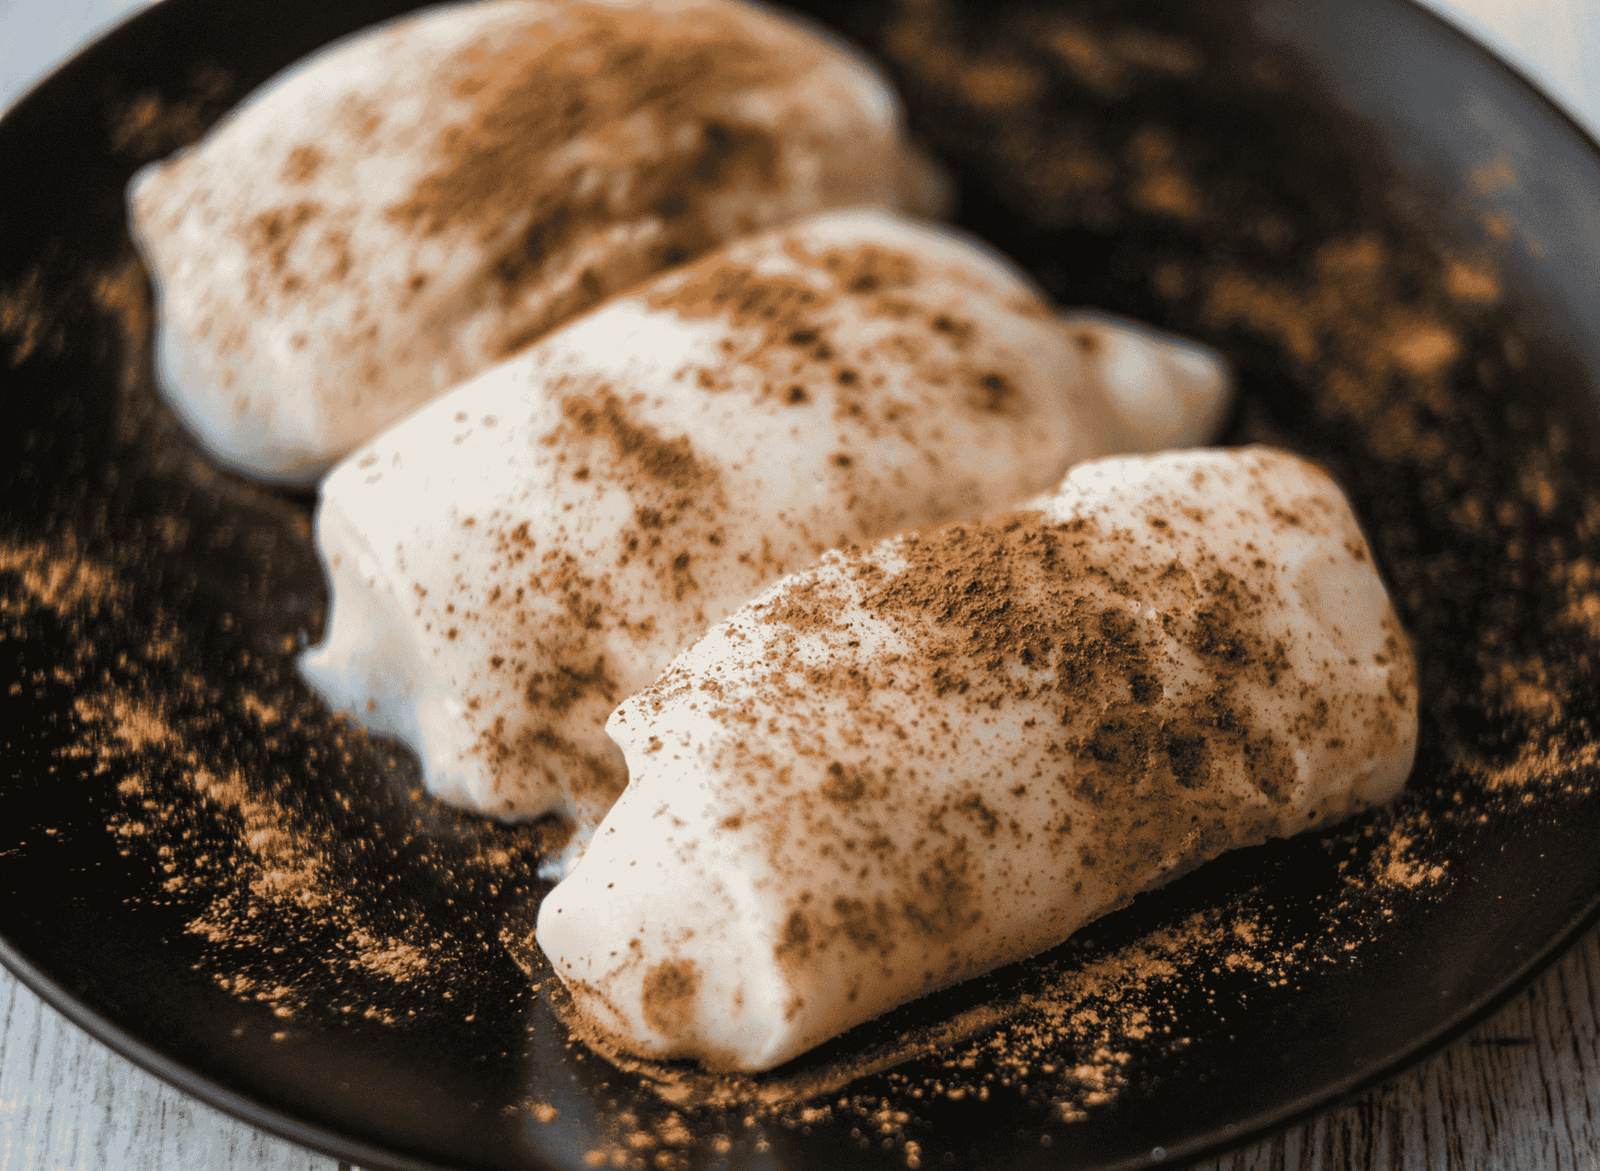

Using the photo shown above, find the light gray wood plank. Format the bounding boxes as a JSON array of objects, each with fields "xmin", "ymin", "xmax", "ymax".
[
  {"xmin": 0, "ymin": 0, "xmax": 159, "ymax": 112},
  {"xmin": 0, "ymin": 970, "xmax": 345, "ymax": 1171},
  {"xmin": 1421, "ymin": 0, "xmax": 1600, "ymax": 134}
]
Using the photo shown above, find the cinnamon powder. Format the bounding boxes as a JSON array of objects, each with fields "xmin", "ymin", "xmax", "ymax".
[
  {"xmin": 559, "ymin": 390, "xmax": 714, "ymax": 494},
  {"xmin": 385, "ymin": 7, "xmax": 796, "ymax": 243},
  {"xmin": 642, "ymin": 237, "xmax": 1022, "ymax": 427},
  {"xmin": 4, "ymin": 523, "xmax": 564, "ymax": 1034},
  {"xmin": 381, "ymin": 0, "xmax": 805, "ymax": 353}
]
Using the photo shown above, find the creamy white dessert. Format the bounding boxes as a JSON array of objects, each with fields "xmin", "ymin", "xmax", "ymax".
[
  {"xmin": 299, "ymin": 209, "xmax": 1233, "ymax": 840},
  {"xmin": 536, "ymin": 447, "xmax": 1418, "ymax": 1072},
  {"xmin": 1056, "ymin": 310, "xmax": 1233, "ymax": 452},
  {"xmin": 127, "ymin": 0, "xmax": 948, "ymax": 484}
]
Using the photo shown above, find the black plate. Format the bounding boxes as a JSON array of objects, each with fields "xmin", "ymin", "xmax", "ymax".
[{"xmin": 4, "ymin": 1, "xmax": 1600, "ymax": 1168}]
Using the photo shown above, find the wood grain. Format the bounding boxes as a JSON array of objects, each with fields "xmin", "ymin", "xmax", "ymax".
[{"xmin": 0, "ymin": 967, "xmax": 343, "ymax": 1170}]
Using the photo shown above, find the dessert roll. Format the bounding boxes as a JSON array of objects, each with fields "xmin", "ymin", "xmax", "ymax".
[
  {"xmin": 300, "ymin": 209, "xmax": 1232, "ymax": 839},
  {"xmin": 128, "ymin": 0, "xmax": 948, "ymax": 483},
  {"xmin": 537, "ymin": 447, "xmax": 1417, "ymax": 1071},
  {"xmin": 1057, "ymin": 309, "xmax": 1233, "ymax": 451}
]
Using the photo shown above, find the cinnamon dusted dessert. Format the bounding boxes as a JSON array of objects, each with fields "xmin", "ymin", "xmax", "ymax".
[
  {"xmin": 535, "ymin": 447, "xmax": 1418, "ymax": 1072},
  {"xmin": 1056, "ymin": 310, "xmax": 1236, "ymax": 452},
  {"xmin": 126, "ymin": 0, "xmax": 948, "ymax": 484},
  {"xmin": 298, "ymin": 209, "xmax": 1232, "ymax": 845}
]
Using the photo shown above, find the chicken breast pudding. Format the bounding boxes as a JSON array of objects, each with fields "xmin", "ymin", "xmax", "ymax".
[{"xmin": 537, "ymin": 447, "xmax": 1418, "ymax": 1071}]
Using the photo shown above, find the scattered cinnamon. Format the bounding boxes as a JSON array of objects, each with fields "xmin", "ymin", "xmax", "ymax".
[
  {"xmin": 376, "ymin": 0, "xmax": 810, "ymax": 352},
  {"xmin": 560, "ymin": 390, "xmax": 713, "ymax": 493}
]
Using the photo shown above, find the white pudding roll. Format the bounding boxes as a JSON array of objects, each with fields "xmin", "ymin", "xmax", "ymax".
[{"xmin": 537, "ymin": 447, "xmax": 1417, "ymax": 1071}]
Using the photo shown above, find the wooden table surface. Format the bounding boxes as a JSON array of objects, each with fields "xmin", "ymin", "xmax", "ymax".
[{"xmin": 3, "ymin": 0, "xmax": 1599, "ymax": 1168}]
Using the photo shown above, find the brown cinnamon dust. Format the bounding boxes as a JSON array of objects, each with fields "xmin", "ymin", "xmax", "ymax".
[{"xmin": 379, "ymin": 1, "xmax": 816, "ymax": 358}]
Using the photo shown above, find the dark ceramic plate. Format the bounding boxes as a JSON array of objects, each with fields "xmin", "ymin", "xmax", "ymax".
[{"xmin": 4, "ymin": 0, "xmax": 1600, "ymax": 1168}]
